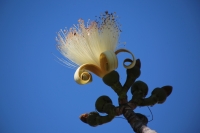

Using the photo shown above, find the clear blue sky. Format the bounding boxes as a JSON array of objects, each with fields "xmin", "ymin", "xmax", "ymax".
[{"xmin": 0, "ymin": 0, "xmax": 200, "ymax": 133}]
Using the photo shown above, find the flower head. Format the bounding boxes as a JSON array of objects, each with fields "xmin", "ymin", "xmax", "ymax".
[{"xmin": 56, "ymin": 11, "xmax": 136, "ymax": 84}]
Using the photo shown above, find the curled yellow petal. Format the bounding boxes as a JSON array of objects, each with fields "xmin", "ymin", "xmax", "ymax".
[
  {"xmin": 74, "ymin": 64, "xmax": 104, "ymax": 85},
  {"xmin": 115, "ymin": 48, "xmax": 136, "ymax": 69},
  {"xmin": 74, "ymin": 49, "xmax": 135, "ymax": 84}
]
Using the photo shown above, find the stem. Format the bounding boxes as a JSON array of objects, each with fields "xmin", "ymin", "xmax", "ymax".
[
  {"xmin": 122, "ymin": 59, "xmax": 141, "ymax": 93},
  {"xmin": 121, "ymin": 104, "xmax": 156, "ymax": 133}
]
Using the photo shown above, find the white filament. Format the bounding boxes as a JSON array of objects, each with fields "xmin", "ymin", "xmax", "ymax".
[{"xmin": 56, "ymin": 12, "xmax": 121, "ymax": 68}]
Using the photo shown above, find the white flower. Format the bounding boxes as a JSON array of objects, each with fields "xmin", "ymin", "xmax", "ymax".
[{"xmin": 56, "ymin": 11, "xmax": 136, "ymax": 84}]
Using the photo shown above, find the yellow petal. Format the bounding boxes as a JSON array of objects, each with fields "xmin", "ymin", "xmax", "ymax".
[
  {"xmin": 100, "ymin": 50, "xmax": 118, "ymax": 72},
  {"xmin": 115, "ymin": 48, "xmax": 136, "ymax": 69},
  {"xmin": 74, "ymin": 64, "xmax": 104, "ymax": 85}
]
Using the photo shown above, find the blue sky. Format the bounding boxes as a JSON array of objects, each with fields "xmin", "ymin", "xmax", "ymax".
[{"xmin": 0, "ymin": 0, "xmax": 200, "ymax": 133}]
